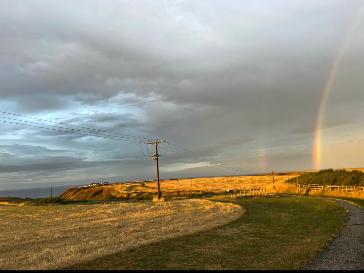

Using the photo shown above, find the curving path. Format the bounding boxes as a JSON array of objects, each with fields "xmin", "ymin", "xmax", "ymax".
[{"xmin": 303, "ymin": 199, "xmax": 364, "ymax": 270}]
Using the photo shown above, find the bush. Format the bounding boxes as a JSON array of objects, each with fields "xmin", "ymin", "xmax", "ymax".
[
  {"xmin": 286, "ymin": 169, "xmax": 364, "ymax": 186},
  {"xmin": 31, "ymin": 197, "xmax": 69, "ymax": 205}
]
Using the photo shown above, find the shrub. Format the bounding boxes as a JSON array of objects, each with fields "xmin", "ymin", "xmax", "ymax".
[
  {"xmin": 286, "ymin": 169, "xmax": 364, "ymax": 186},
  {"xmin": 32, "ymin": 197, "xmax": 68, "ymax": 205}
]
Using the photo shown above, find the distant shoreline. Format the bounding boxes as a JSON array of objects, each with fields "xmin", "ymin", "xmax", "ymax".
[{"xmin": 0, "ymin": 185, "xmax": 74, "ymax": 198}]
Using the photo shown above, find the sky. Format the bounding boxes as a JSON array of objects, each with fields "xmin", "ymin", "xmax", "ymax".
[{"xmin": 0, "ymin": 0, "xmax": 364, "ymax": 190}]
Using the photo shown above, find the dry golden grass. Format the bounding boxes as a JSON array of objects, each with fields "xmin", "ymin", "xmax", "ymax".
[
  {"xmin": 65, "ymin": 197, "xmax": 346, "ymax": 270},
  {"xmin": 303, "ymin": 189, "xmax": 364, "ymax": 199},
  {"xmin": 151, "ymin": 174, "xmax": 299, "ymax": 193},
  {"xmin": 344, "ymin": 167, "xmax": 364, "ymax": 172},
  {"xmin": 0, "ymin": 199, "xmax": 242, "ymax": 270},
  {"xmin": 62, "ymin": 174, "xmax": 300, "ymax": 200},
  {"xmin": 0, "ymin": 202, "xmax": 17, "ymax": 206}
]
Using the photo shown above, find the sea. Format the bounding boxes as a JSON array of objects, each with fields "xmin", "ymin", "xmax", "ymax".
[{"xmin": 0, "ymin": 185, "xmax": 77, "ymax": 198}]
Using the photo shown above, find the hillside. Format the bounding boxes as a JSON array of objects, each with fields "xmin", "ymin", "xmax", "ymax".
[
  {"xmin": 286, "ymin": 169, "xmax": 364, "ymax": 186},
  {"xmin": 61, "ymin": 173, "xmax": 301, "ymax": 201}
]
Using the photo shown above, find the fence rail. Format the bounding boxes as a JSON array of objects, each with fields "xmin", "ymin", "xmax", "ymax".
[
  {"xmin": 296, "ymin": 183, "xmax": 364, "ymax": 195},
  {"xmin": 230, "ymin": 186, "xmax": 268, "ymax": 198}
]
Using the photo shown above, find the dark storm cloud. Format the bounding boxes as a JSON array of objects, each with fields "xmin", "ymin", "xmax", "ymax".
[{"xmin": 0, "ymin": 0, "xmax": 364, "ymax": 189}]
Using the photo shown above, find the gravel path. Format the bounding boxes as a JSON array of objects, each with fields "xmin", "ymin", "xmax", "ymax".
[{"xmin": 303, "ymin": 199, "xmax": 364, "ymax": 270}]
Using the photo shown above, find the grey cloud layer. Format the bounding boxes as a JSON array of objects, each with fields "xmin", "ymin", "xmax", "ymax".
[{"xmin": 0, "ymin": 0, "xmax": 363, "ymax": 189}]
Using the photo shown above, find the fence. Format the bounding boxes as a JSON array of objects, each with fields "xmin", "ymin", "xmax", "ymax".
[
  {"xmin": 231, "ymin": 186, "xmax": 268, "ymax": 198},
  {"xmin": 296, "ymin": 183, "xmax": 364, "ymax": 197}
]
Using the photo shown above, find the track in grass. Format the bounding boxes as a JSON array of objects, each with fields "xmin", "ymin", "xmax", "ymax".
[{"xmin": 65, "ymin": 196, "xmax": 346, "ymax": 270}]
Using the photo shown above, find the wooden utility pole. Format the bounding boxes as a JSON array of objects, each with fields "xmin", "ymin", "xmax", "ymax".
[
  {"xmin": 147, "ymin": 139, "xmax": 164, "ymax": 199},
  {"xmin": 272, "ymin": 171, "xmax": 276, "ymax": 194}
]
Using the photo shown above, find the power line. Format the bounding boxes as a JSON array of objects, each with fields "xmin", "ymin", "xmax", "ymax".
[
  {"xmin": 0, "ymin": 118, "xmax": 144, "ymax": 143},
  {"xmin": 0, "ymin": 111, "xmax": 252, "ymax": 180},
  {"xmin": 0, "ymin": 111, "xmax": 149, "ymax": 142},
  {"xmin": 0, "ymin": 116, "xmax": 146, "ymax": 143},
  {"xmin": 0, "ymin": 112, "xmax": 166, "ymax": 190},
  {"xmin": 0, "ymin": 110, "xmax": 149, "ymax": 141},
  {"xmin": 0, "ymin": 119, "xmax": 132, "ymax": 143},
  {"xmin": 137, "ymin": 142, "xmax": 150, "ymax": 158},
  {"xmin": 0, "ymin": 115, "xmax": 146, "ymax": 143},
  {"xmin": 0, "ymin": 115, "xmax": 248, "ymax": 174}
]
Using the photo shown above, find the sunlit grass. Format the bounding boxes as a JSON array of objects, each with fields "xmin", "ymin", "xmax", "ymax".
[
  {"xmin": 304, "ymin": 190, "xmax": 364, "ymax": 199},
  {"xmin": 66, "ymin": 197, "xmax": 345, "ymax": 270},
  {"xmin": 0, "ymin": 199, "xmax": 242, "ymax": 269},
  {"xmin": 61, "ymin": 174, "xmax": 300, "ymax": 200}
]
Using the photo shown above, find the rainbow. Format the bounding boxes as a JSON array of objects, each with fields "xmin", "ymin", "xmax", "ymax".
[{"xmin": 313, "ymin": 4, "xmax": 364, "ymax": 170}]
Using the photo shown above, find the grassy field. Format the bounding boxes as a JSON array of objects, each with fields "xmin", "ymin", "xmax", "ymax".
[
  {"xmin": 61, "ymin": 173, "xmax": 301, "ymax": 200},
  {"xmin": 0, "ymin": 199, "xmax": 242, "ymax": 270},
  {"xmin": 64, "ymin": 196, "xmax": 346, "ymax": 270}
]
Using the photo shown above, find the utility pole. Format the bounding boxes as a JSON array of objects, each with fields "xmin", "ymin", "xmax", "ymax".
[
  {"xmin": 147, "ymin": 139, "xmax": 164, "ymax": 199},
  {"xmin": 272, "ymin": 171, "xmax": 276, "ymax": 194},
  {"xmin": 50, "ymin": 187, "xmax": 53, "ymax": 198}
]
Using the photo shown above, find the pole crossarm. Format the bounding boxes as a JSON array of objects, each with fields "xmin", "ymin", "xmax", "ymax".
[
  {"xmin": 146, "ymin": 138, "xmax": 165, "ymax": 199},
  {"xmin": 145, "ymin": 139, "xmax": 165, "ymax": 145}
]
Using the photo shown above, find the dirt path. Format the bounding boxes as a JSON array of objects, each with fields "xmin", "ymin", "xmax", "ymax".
[{"xmin": 303, "ymin": 199, "xmax": 364, "ymax": 270}]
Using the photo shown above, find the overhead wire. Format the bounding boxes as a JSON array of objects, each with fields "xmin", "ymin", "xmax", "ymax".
[
  {"xmin": 0, "ymin": 119, "xmax": 147, "ymax": 145},
  {"xmin": 0, "ymin": 111, "xmax": 149, "ymax": 143},
  {"xmin": 0, "ymin": 115, "xmax": 146, "ymax": 143},
  {"xmin": 137, "ymin": 142, "xmax": 150, "ymax": 158},
  {"xmin": 0, "ymin": 111, "xmax": 251, "ymax": 175}
]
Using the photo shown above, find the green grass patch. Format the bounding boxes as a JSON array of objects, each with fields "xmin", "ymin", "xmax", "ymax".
[
  {"xmin": 0, "ymin": 196, "xmax": 33, "ymax": 204},
  {"xmin": 64, "ymin": 196, "xmax": 346, "ymax": 270},
  {"xmin": 30, "ymin": 197, "xmax": 70, "ymax": 205},
  {"xmin": 333, "ymin": 197, "xmax": 364, "ymax": 207}
]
